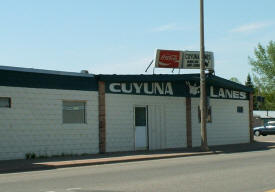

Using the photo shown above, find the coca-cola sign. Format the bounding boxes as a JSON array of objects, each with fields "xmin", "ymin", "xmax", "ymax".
[{"xmin": 155, "ymin": 49, "xmax": 182, "ymax": 68}]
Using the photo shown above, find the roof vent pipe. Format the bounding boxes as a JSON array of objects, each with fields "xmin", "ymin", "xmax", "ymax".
[{"xmin": 80, "ymin": 70, "xmax": 89, "ymax": 74}]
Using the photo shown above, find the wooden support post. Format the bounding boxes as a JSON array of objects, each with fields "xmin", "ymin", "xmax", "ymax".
[
  {"xmin": 249, "ymin": 92, "xmax": 254, "ymax": 143},
  {"xmin": 98, "ymin": 81, "xmax": 106, "ymax": 153},
  {"xmin": 186, "ymin": 97, "xmax": 192, "ymax": 148}
]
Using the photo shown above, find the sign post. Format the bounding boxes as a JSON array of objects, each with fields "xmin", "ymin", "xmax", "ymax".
[{"xmin": 200, "ymin": 0, "xmax": 209, "ymax": 152}]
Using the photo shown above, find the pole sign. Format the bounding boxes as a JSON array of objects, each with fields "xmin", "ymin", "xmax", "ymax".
[
  {"xmin": 155, "ymin": 49, "xmax": 214, "ymax": 70},
  {"xmin": 183, "ymin": 51, "xmax": 214, "ymax": 70},
  {"xmin": 155, "ymin": 49, "xmax": 183, "ymax": 68}
]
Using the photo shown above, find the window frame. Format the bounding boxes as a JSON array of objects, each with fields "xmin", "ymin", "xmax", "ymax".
[
  {"xmin": 62, "ymin": 100, "xmax": 87, "ymax": 124},
  {"xmin": 0, "ymin": 97, "xmax": 11, "ymax": 108}
]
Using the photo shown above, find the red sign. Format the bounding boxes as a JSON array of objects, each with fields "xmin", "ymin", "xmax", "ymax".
[{"xmin": 155, "ymin": 49, "xmax": 182, "ymax": 68}]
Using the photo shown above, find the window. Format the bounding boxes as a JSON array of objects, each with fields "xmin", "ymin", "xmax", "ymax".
[
  {"xmin": 63, "ymin": 101, "xmax": 86, "ymax": 124},
  {"xmin": 237, "ymin": 106, "xmax": 243, "ymax": 113},
  {"xmin": 267, "ymin": 121, "xmax": 275, "ymax": 126},
  {"xmin": 135, "ymin": 107, "xmax": 147, "ymax": 126},
  {"xmin": 198, "ymin": 106, "xmax": 212, "ymax": 123},
  {"xmin": 0, "ymin": 97, "xmax": 11, "ymax": 108}
]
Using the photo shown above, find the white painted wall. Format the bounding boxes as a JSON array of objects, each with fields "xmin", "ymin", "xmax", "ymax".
[
  {"xmin": 192, "ymin": 98, "xmax": 250, "ymax": 147},
  {"xmin": 105, "ymin": 94, "xmax": 186, "ymax": 152},
  {"xmin": 0, "ymin": 85, "xmax": 251, "ymax": 160},
  {"xmin": 0, "ymin": 86, "xmax": 98, "ymax": 160}
]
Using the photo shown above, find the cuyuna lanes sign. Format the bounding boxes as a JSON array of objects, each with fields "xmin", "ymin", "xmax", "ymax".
[
  {"xmin": 183, "ymin": 51, "xmax": 214, "ymax": 69},
  {"xmin": 106, "ymin": 81, "xmax": 248, "ymax": 100}
]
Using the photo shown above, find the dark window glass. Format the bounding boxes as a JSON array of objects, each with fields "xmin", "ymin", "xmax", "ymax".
[
  {"xmin": 63, "ymin": 101, "xmax": 86, "ymax": 124},
  {"xmin": 135, "ymin": 107, "xmax": 146, "ymax": 126},
  {"xmin": 0, "ymin": 98, "xmax": 11, "ymax": 108},
  {"xmin": 237, "ymin": 106, "xmax": 243, "ymax": 113}
]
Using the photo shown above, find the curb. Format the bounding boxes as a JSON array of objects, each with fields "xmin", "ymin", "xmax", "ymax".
[
  {"xmin": 1, "ymin": 141, "xmax": 275, "ymax": 173},
  {"xmin": 34, "ymin": 151, "xmax": 219, "ymax": 169}
]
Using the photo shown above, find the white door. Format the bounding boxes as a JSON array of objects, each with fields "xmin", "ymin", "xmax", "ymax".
[{"xmin": 135, "ymin": 106, "xmax": 148, "ymax": 150}]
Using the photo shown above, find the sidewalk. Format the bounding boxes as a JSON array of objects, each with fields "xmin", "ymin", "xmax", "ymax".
[{"xmin": 1, "ymin": 141, "xmax": 275, "ymax": 174}]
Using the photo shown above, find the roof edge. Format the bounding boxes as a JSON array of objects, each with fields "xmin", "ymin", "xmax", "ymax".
[
  {"xmin": 0, "ymin": 65, "xmax": 94, "ymax": 77},
  {"xmin": 208, "ymin": 74, "xmax": 254, "ymax": 93}
]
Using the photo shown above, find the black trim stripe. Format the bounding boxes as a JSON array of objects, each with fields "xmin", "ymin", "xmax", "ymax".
[
  {"xmin": 0, "ymin": 66, "xmax": 253, "ymax": 93},
  {"xmin": 0, "ymin": 69, "xmax": 98, "ymax": 91}
]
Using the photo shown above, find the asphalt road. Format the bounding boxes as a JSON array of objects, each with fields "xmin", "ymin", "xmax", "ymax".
[{"xmin": 1, "ymin": 138, "xmax": 275, "ymax": 192}]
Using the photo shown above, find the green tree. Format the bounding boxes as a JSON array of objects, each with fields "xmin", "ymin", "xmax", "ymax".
[
  {"xmin": 229, "ymin": 77, "xmax": 242, "ymax": 84},
  {"xmin": 249, "ymin": 41, "xmax": 275, "ymax": 110},
  {"xmin": 245, "ymin": 73, "xmax": 253, "ymax": 88},
  {"xmin": 245, "ymin": 74, "xmax": 261, "ymax": 109}
]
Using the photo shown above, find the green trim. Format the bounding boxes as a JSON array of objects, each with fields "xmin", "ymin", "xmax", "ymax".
[
  {"xmin": 0, "ymin": 69, "xmax": 98, "ymax": 91},
  {"xmin": 98, "ymin": 74, "xmax": 253, "ymax": 93},
  {"xmin": 0, "ymin": 66, "xmax": 253, "ymax": 95}
]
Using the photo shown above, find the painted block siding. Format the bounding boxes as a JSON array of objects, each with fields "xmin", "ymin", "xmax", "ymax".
[
  {"xmin": 0, "ymin": 86, "xmax": 98, "ymax": 160},
  {"xmin": 105, "ymin": 94, "xmax": 186, "ymax": 152},
  {"xmin": 192, "ymin": 98, "xmax": 250, "ymax": 147}
]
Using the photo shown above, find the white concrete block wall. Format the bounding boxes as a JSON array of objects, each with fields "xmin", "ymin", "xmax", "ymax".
[
  {"xmin": 165, "ymin": 102, "xmax": 186, "ymax": 148},
  {"xmin": 0, "ymin": 86, "xmax": 99, "ymax": 160},
  {"xmin": 105, "ymin": 94, "xmax": 186, "ymax": 152},
  {"xmin": 192, "ymin": 98, "xmax": 250, "ymax": 147}
]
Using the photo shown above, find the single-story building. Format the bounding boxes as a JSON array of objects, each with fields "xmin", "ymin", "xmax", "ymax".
[
  {"xmin": 0, "ymin": 66, "xmax": 254, "ymax": 160},
  {"xmin": 253, "ymin": 110, "xmax": 275, "ymax": 127}
]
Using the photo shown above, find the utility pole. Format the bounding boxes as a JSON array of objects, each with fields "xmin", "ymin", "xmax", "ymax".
[{"xmin": 200, "ymin": 0, "xmax": 209, "ymax": 151}]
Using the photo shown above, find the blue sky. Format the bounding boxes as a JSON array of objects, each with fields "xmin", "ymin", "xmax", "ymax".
[{"xmin": 0, "ymin": 0, "xmax": 274, "ymax": 83}]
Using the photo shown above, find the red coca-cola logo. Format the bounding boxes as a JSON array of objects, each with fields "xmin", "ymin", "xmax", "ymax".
[{"xmin": 157, "ymin": 50, "xmax": 181, "ymax": 68}]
